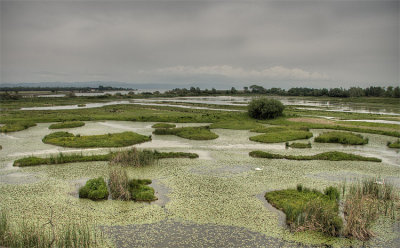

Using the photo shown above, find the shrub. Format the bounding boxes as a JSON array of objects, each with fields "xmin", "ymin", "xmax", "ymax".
[
  {"xmin": 296, "ymin": 184, "xmax": 303, "ymax": 192},
  {"xmin": 79, "ymin": 177, "xmax": 109, "ymax": 201},
  {"xmin": 248, "ymin": 98, "xmax": 284, "ymax": 120},
  {"xmin": 128, "ymin": 179, "xmax": 157, "ymax": 201},
  {"xmin": 314, "ymin": 131, "xmax": 368, "ymax": 145}
]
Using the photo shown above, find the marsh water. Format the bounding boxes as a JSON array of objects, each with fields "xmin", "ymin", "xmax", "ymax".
[
  {"xmin": 1, "ymin": 119, "xmax": 399, "ymax": 247},
  {"xmin": 21, "ymin": 96, "xmax": 400, "ymax": 116}
]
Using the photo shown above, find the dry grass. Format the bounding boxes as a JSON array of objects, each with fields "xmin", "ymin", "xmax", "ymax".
[{"xmin": 108, "ymin": 166, "xmax": 131, "ymax": 201}]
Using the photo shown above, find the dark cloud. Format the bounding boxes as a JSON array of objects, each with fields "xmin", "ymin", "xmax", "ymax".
[{"xmin": 1, "ymin": 0, "xmax": 398, "ymax": 88}]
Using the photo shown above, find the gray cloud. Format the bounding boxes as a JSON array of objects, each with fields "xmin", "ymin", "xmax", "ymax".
[{"xmin": 1, "ymin": 0, "xmax": 398, "ymax": 88}]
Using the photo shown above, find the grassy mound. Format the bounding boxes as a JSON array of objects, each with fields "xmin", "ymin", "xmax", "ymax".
[
  {"xmin": 286, "ymin": 142, "xmax": 312, "ymax": 149},
  {"xmin": 265, "ymin": 186, "xmax": 342, "ymax": 236},
  {"xmin": 13, "ymin": 153, "xmax": 111, "ymax": 167},
  {"xmin": 249, "ymin": 151, "xmax": 381, "ymax": 162},
  {"xmin": 0, "ymin": 122, "xmax": 36, "ymax": 133},
  {"xmin": 249, "ymin": 130, "xmax": 312, "ymax": 143},
  {"xmin": 129, "ymin": 179, "xmax": 157, "ymax": 201},
  {"xmin": 387, "ymin": 140, "xmax": 400, "ymax": 148},
  {"xmin": 79, "ymin": 177, "xmax": 109, "ymax": 201},
  {"xmin": 49, "ymin": 121, "xmax": 85, "ymax": 129},
  {"xmin": 42, "ymin": 131, "xmax": 151, "ymax": 148},
  {"xmin": 315, "ymin": 131, "xmax": 368, "ymax": 145},
  {"xmin": 153, "ymin": 126, "xmax": 218, "ymax": 140},
  {"xmin": 151, "ymin": 123, "xmax": 176, "ymax": 128},
  {"xmin": 210, "ymin": 120, "xmax": 263, "ymax": 130}
]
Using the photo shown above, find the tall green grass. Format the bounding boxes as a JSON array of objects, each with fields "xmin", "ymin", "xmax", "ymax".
[
  {"xmin": 49, "ymin": 121, "xmax": 85, "ymax": 129},
  {"xmin": 315, "ymin": 131, "xmax": 368, "ymax": 145},
  {"xmin": 42, "ymin": 131, "xmax": 151, "ymax": 148},
  {"xmin": 249, "ymin": 151, "xmax": 381, "ymax": 162},
  {"xmin": 0, "ymin": 209, "xmax": 104, "ymax": 247}
]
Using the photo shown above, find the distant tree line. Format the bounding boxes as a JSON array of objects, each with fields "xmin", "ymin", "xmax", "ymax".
[
  {"xmin": 0, "ymin": 85, "xmax": 133, "ymax": 92},
  {"xmin": 164, "ymin": 85, "xmax": 399, "ymax": 98}
]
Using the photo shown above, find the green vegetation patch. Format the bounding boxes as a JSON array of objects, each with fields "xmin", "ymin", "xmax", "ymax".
[
  {"xmin": 42, "ymin": 131, "xmax": 151, "ymax": 148},
  {"xmin": 13, "ymin": 153, "xmax": 111, "ymax": 167},
  {"xmin": 151, "ymin": 123, "xmax": 176, "ymax": 128},
  {"xmin": 129, "ymin": 179, "xmax": 157, "ymax": 201},
  {"xmin": 153, "ymin": 126, "xmax": 218, "ymax": 140},
  {"xmin": 249, "ymin": 130, "xmax": 312, "ymax": 143},
  {"xmin": 314, "ymin": 131, "xmax": 368, "ymax": 145},
  {"xmin": 0, "ymin": 122, "xmax": 36, "ymax": 133},
  {"xmin": 249, "ymin": 151, "xmax": 381, "ymax": 162},
  {"xmin": 79, "ymin": 177, "xmax": 109, "ymax": 201},
  {"xmin": 387, "ymin": 140, "xmax": 400, "ymax": 148},
  {"xmin": 248, "ymin": 98, "xmax": 284, "ymax": 119},
  {"xmin": 48, "ymin": 121, "xmax": 85, "ymax": 129},
  {"xmin": 286, "ymin": 142, "xmax": 312, "ymax": 149},
  {"xmin": 265, "ymin": 186, "xmax": 342, "ymax": 236}
]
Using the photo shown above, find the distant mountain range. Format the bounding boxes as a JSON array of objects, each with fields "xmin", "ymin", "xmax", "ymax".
[{"xmin": 0, "ymin": 81, "xmax": 178, "ymax": 90}]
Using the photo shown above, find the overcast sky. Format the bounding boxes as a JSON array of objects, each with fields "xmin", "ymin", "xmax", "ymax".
[{"xmin": 1, "ymin": 0, "xmax": 399, "ymax": 89}]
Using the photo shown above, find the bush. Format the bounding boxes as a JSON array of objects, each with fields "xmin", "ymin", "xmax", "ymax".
[
  {"xmin": 79, "ymin": 177, "xmax": 109, "ymax": 201},
  {"xmin": 324, "ymin": 186, "xmax": 340, "ymax": 202},
  {"xmin": 248, "ymin": 98, "xmax": 284, "ymax": 120},
  {"xmin": 128, "ymin": 179, "xmax": 157, "ymax": 201}
]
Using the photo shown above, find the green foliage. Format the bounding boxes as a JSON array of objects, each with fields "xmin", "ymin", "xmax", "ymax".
[
  {"xmin": 286, "ymin": 142, "xmax": 312, "ymax": 149},
  {"xmin": 154, "ymin": 151, "xmax": 199, "ymax": 159},
  {"xmin": 249, "ymin": 130, "xmax": 312, "ymax": 143},
  {"xmin": 42, "ymin": 131, "xmax": 151, "ymax": 148},
  {"xmin": 248, "ymin": 97, "xmax": 285, "ymax": 120},
  {"xmin": 0, "ymin": 122, "xmax": 36, "ymax": 133},
  {"xmin": 249, "ymin": 151, "xmax": 381, "ymax": 162},
  {"xmin": 387, "ymin": 140, "xmax": 400, "ymax": 148},
  {"xmin": 79, "ymin": 177, "xmax": 109, "ymax": 201},
  {"xmin": 151, "ymin": 123, "xmax": 176, "ymax": 128},
  {"xmin": 153, "ymin": 126, "xmax": 218, "ymax": 140},
  {"xmin": 265, "ymin": 188, "xmax": 342, "ymax": 236},
  {"xmin": 128, "ymin": 179, "xmax": 157, "ymax": 201},
  {"xmin": 13, "ymin": 153, "xmax": 111, "ymax": 167},
  {"xmin": 315, "ymin": 131, "xmax": 368, "ymax": 145},
  {"xmin": 49, "ymin": 121, "xmax": 85, "ymax": 129}
]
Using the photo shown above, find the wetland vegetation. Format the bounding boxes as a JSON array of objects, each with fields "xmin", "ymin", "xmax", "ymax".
[
  {"xmin": 249, "ymin": 151, "xmax": 382, "ymax": 162},
  {"xmin": 48, "ymin": 121, "xmax": 85, "ymax": 129},
  {"xmin": 79, "ymin": 177, "xmax": 109, "ymax": 201},
  {"xmin": 315, "ymin": 131, "xmax": 369, "ymax": 145},
  {"xmin": 1, "ymin": 92, "xmax": 399, "ymax": 247},
  {"xmin": 249, "ymin": 129, "xmax": 313, "ymax": 143},
  {"xmin": 42, "ymin": 131, "xmax": 151, "ymax": 148},
  {"xmin": 286, "ymin": 142, "xmax": 312, "ymax": 149},
  {"xmin": 387, "ymin": 140, "xmax": 400, "ymax": 148}
]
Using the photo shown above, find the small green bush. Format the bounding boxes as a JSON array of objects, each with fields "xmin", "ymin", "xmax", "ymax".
[
  {"xmin": 128, "ymin": 179, "xmax": 157, "ymax": 201},
  {"xmin": 79, "ymin": 177, "xmax": 109, "ymax": 201},
  {"xmin": 49, "ymin": 121, "xmax": 85, "ymax": 129},
  {"xmin": 248, "ymin": 98, "xmax": 284, "ymax": 120},
  {"xmin": 324, "ymin": 186, "xmax": 340, "ymax": 202},
  {"xmin": 314, "ymin": 131, "xmax": 368, "ymax": 145},
  {"xmin": 151, "ymin": 123, "xmax": 176, "ymax": 128}
]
